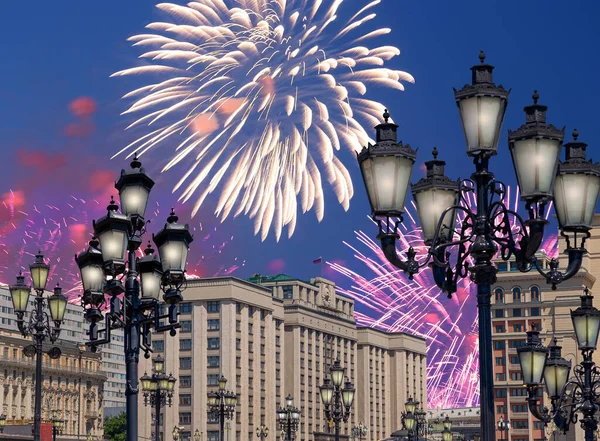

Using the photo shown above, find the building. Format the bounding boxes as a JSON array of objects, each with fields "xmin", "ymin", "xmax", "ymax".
[
  {"xmin": 142, "ymin": 275, "xmax": 427, "ymax": 441},
  {"xmin": 0, "ymin": 329, "xmax": 105, "ymax": 439},
  {"xmin": 491, "ymin": 214, "xmax": 600, "ymax": 441}
]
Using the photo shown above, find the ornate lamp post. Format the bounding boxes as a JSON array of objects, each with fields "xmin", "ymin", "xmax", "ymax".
[
  {"xmin": 75, "ymin": 155, "xmax": 193, "ymax": 441},
  {"xmin": 207, "ymin": 375, "xmax": 237, "ymax": 441},
  {"xmin": 194, "ymin": 429, "xmax": 201, "ymax": 441},
  {"xmin": 277, "ymin": 395, "xmax": 300, "ymax": 441},
  {"xmin": 9, "ymin": 253, "xmax": 67, "ymax": 441},
  {"xmin": 352, "ymin": 422, "xmax": 368, "ymax": 441},
  {"xmin": 51, "ymin": 412, "xmax": 65, "ymax": 441},
  {"xmin": 256, "ymin": 425, "xmax": 269, "ymax": 440},
  {"xmin": 141, "ymin": 356, "xmax": 177, "ymax": 441},
  {"xmin": 401, "ymin": 398, "xmax": 427, "ymax": 440},
  {"xmin": 172, "ymin": 426, "xmax": 182, "ymax": 441},
  {"xmin": 442, "ymin": 417, "xmax": 453, "ymax": 441},
  {"xmin": 497, "ymin": 416, "xmax": 510, "ymax": 441},
  {"xmin": 356, "ymin": 51, "xmax": 600, "ymax": 440},
  {"xmin": 319, "ymin": 360, "xmax": 355, "ymax": 441},
  {"xmin": 519, "ymin": 288, "xmax": 600, "ymax": 441}
]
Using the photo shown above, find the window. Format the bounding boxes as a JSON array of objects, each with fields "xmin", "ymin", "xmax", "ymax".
[
  {"xmin": 179, "ymin": 412, "xmax": 192, "ymax": 424},
  {"xmin": 497, "ymin": 262, "xmax": 508, "ymax": 272},
  {"xmin": 236, "ymin": 303, "xmax": 243, "ymax": 313},
  {"xmin": 179, "ymin": 394, "xmax": 192, "ymax": 406},
  {"xmin": 180, "ymin": 357, "xmax": 192, "ymax": 369},
  {"xmin": 208, "ymin": 337, "xmax": 220, "ymax": 349},
  {"xmin": 494, "ymin": 341, "xmax": 505, "ymax": 350},
  {"xmin": 530, "ymin": 286, "xmax": 541, "ymax": 302},
  {"xmin": 495, "ymin": 325, "xmax": 505, "ymax": 333},
  {"xmin": 207, "ymin": 356, "xmax": 220, "ymax": 367},
  {"xmin": 494, "ymin": 288, "xmax": 504, "ymax": 303},
  {"xmin": 180, "ymin": 339, "xmax": 192, "ymax": 351},
  {"xmin": 248, "ymin": 323, "xmax": 253, "ymax": 334},
  {"xmin": 513, "ymin": 324, "xmax": 522, "ymax": 332},
  {"xmin": 236, "ymin": 320, "xmax": 241, "ymax": 331},
  {"xmin": 512, "ymin": 421, "xmax": 528, "ymax": 429},
  {"xmin": 207, "ymin": 374, "xmax": 219, "ymax": 386},
  {"xmin": 510, "ymin": 355, "xmax": 520, "ymax": 364},
  {"xmin": 512, "ymin": 308, "xmax": 522, "ymax": 317},
  {"xmin": 152, "ymin": 340, "xmax": 164, "ymax": 351},
  {"xmin": 509, "ymin": 339, "xmax": 525, "ymax": 348},
  {"xmin": 495, "ymin": 373, "xmax": 506, "ymax": 381},
  {"xmin": 179, "ymin": 303, "xmax": 192, "ymax": 313},
  {"xmin": 207, "ymin": 301, "xmax": 220, "ymax": 313},
  {"xmin": 495, "ymin": 388, "xmax": 507, "ymax": 398},
  {"xmin": 531, "ymin": 307, "xmax": 541, "ymax": 316},
  {"xmin": 512, "ymin": 287, "xmax": 521, "ymax": 302},
  {"xmin": 494, "ymin": 309, "xmax": 505, "ymax": 318},
  {"xmin": 180, "ymin": 376, "xmax": 191, "ymax": 387},
  {"xmin": 207, "ymin": 319, "xmax": 220, "ymax": 330},
  {"xmin": 282, "ymin": 286, "xmax": 293, "ymax": 299},
  {"xmin": 180, "ymin": 320, "xmax": 192, "ymax": 332},
  {"xmin": 207, "ymin": 432, "xmax": 219, "ymax": 441},
  {"xmin": 510, "ymin": 372, "xmax": 523, "ymax": 381},
  {"xmin": 495, "ymin": 357, "xmax": 505, "ymax": 366},
  {"xmin": 496, "ymin": 405, "xmax": 507, "ymax": 414},
  {"xmin": 260, "ymin": 309, "xmax": 267, "ymax": 320},
  {"xmin": 510, "ymin": 388, "xmax": 527, "ymax": 397}
]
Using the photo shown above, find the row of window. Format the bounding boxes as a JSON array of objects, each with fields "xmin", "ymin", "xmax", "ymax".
[
  {"xmin": 494, "ymin": 323, "xmax": 537, "ymax": 333},
  {"xmin": 494, "ymin": 307, "xmax": 541, "ymax": 318},
  {"xmin": 494, "ymin": 286, "xmax": 541, "ymax": 304}
]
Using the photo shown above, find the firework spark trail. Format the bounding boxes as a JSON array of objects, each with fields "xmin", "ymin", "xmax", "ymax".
[
  {"xmin": 329, "ymin": 187, "xmax": 558, "ymax": 408},
  {"xmin": 0, "ymin": 191, "xmax": 241, "ymax": 298},
  {"xmin": 113, "ymin": 0, "xmax": 414, "ymax": 242}
]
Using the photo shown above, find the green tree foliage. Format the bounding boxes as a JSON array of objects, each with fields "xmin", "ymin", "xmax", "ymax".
[{"xmin": 104, "ymin": 412, "xmax": 127, "ymax": 441}]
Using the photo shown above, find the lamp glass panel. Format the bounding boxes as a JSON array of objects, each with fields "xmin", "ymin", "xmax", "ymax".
[
  {"xmin": 31, "ymin": 265, "xmax": 49, "ymax": 291},
  {"xmin": 320, "ymin": 385, "xmax": 333, "ymax": 405},
  {"xmin": 159, "ymin": 376, "xmax": 169, "ymax": 390},
  {"xmin": 48, "ymin": 294, "xmax": 67, "ymax": 323},
  {"xmin": 98, "ymin": 229, "xmax": 128, "ymax": 262},
  {"xmin": 543, "ymin": 364, "xmax": 570, "ymax": 398},
  {"xmin": 404, "ymin": 416, "xmax": 415, "ymax": 431},
  {"xmin": 342, "ymin": 387, "xmax": 355, "ymax": 407},
  {"xmin": 572, "ymin": 313, "xmax": 600, "ymax": 349},
  {"xmin": 81, "ymin": 265, "xmax": 105, "ymax": 293},
  {"xmin": 153, "ymin": 358, "xmax": 164, "ymax": 373},
  {"xmin": 459, "ymin": 96, "xmax": 504, "ymax": 153},
  {"xmin": 554, "ymin": 173, "xmax": 600, "ymax": 229},
  {"xmin": 519, "ymin": 350, "xmax": 547, "ymax": 385},
  {"xmin": 10, "ymin": 286, "xmax": 30, "ymax": 313},
  {"xmin": 119, "ymin": 185, "xmax": 150, "ymax": 218},
  {"xmin": 331, "ymin": 367, "xmax": 345, "ymax": 387},
  {"xmin": 415, "ymin": 188, "xmax": 457, "ymax": 242},
  {"xmin": 159, "ymin": 240, "xmax": 188, "ymax": 273},
  {"xmin": 512, "ymin": 138, "xmax": 561, "ymax": 198},
  {"xmin": 361, "ymin": 155, "xmax": 413, "ymax": 214},
  {"xmin": 140, "ymin": 270, "xmax": 162, "ymax": 300},
  {"xmin": 442, "ymin": 430, "xmax": 453, "ymax": 441}
]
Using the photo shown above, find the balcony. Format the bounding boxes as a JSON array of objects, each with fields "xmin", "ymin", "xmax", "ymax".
[{"xmin": 85, "ymin": 410, "xmax": 99, "ymax": 420}]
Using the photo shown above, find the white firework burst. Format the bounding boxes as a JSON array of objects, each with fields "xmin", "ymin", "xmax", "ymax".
[{"xmin": 113, "ymin": 0, "xmax": 414, "ymax": 241}]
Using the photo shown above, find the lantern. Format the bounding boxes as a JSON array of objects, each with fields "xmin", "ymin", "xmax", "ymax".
[
  {"xmin": 341, "ymin": 379, "xmax": 355, "ymax": 407},
  {"xmin": 137, "ymin": 242, "xmax": 163, "ymax": 301},
  {"xmin": 571, "ymin": 292, "xmax": 600, "ymax": 351},
  {"xmin": 405, "ymin": 397, "xmax": 418, "ymax": 414},
  {"xmin": 218, "ymin": 375, "xmax": 228, "ymax": 391},
  {"xmin": 167, "ymin": 374, "xmax": 177, "ymax": 393},
  {"xmin": 320, "ymin": 378, "xmax": 334, "ymax": 406},
  {"xmin": 140, "ymin": 373, "xmax": 154, "ymax": 391},
  {"xmin": 454, "ymin": 51, "xmax": 509, "ymax": 157},
  {"xmin": 93, "ymin": 197, "xmax": 132, "ymax": 274},
  {"xmin": 9, "ymin": 272, "xmax": 31, "ymax": 314},
  {"xmin": 543, "ymin": 340, "xmax": 571, "ymax": 399},
  {"xmin": 357, "ymin": 109, "xmax": 417, "ymax": 217},
  {"xmin": 115, "ymin": 153, "xmax": 155, "ymax": 230},
  {"xmin": 30, "ymin": 251, "xmax": 50, "ymax": 291},
  {"xmin": 518, "ymin": 326, "xmax": 549, "ymax": 385},
  {"xmin": 75, "ymin": 237, "xmax": 105, "ymax": 306},
  {"xmin": 404, "ymin": 413, "xmax": 415, "ymax": 431},
  {"xmin": 153, "ymin": 209, "xmax": 193, "ymax": 283},
  {"xmin": 48, "ymin": 284, "xmax": 68, "ymax": 324},
  {"xmin": 153, "ymin": 355, "xmax": 165, "ymax": 373},
  {"xmin": 330, "ymin": 359, "xmax": 345, "ymax": 388}
]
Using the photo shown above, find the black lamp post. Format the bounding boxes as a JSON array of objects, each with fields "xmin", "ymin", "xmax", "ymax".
[
  {"xmin": 51, "ymin": 412, "xmax": 65, "ymax": 441},
  {"xmin": 207, "ymin": 375, "xmax": 237, "ymax": 441},
  {"xmin": 401, "ymin": 398, "xmax": 427, "ymax": 440},
  {"xmin": 497, "ymin": 416, "xmax": 510, "ymax": 441},
  {"xmin": 256, "ymin": 425, "xmax": 269, "ymax": 441},
  {"xmin": 519, "ymin": 288, "xmax": 600, "ymax": 441},
  {"xmin": 319, "ymin": 360, "xmax": 355, "ymax": 441},
  {"xmin": 351, "ymin": 422, "xmax": 367, "ymax": 441},
  {"xmin": 441, "ymin": 417, "xmax": 453, "ymax": 441},
  {"xmin": 141, "ymin": 355, "xmax": 177, "ymax": 441},
  {"xmin": 9, "ymin": 253, "xmax": 67, "ymax": 441},
  {"xmin": 75, "ymin": 154, "xmax": 193, "ymax": 441},
  {"xmin": 277, "ymin": 395, "xmax": 300, "ymax": 441},
  {"xmin": 356, "ymin": 51, "xmax": 600, "ymax": 441}
]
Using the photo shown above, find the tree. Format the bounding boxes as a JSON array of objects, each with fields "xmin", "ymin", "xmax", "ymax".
[{"xmin": 104, "ymin": 412, "xmax": 127, "ymax": 441}]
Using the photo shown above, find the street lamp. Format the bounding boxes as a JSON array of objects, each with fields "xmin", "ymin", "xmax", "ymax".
[
  {"xmin": 497, "ymin": 416, "xmax": 510, "ymax": 441},
  {"xmin": 193, "ymin": 429, "xmax": 201, "ymax": 441},
  {"xmin": 9, "ymin": 253, "xmax": 67, "ymax": 441},
  {"xmin": 277, "ymin": 394, "xmax": 300, "ymax": 441},
  {"xmin": 172, "ymin": 426, "xmax": 182, "ymax": 441},
  {"xmin": 352, "ymin": 422, "xmax": 368, "ymax": 441},
  {"xmin": 401, "ymin": 399, "xmax": 426, "ymax": 440},
  {"xmin": 142, "ymin": 356, "xmax": 177, "ymax": 441},
  {"xmin": 319, "ymin": 360, "xmax": 355, "ymax": 441},
  {"xmin": 207, "ymin": 375, "xmax": 237, "ymax": 441},
  {"xmin": 441, "ymin": 417, "xmax": 453, "ymax": 441},
  {"xmin": 520, "ymin": 288, "xmax": 600, "ymax": 440},
  {"xmin": 356, "ymin": 51, "xmax": 600, "ymax": 441},
  {"xmin": 256, "ymin": 425, "xmax": 269, "ymax": 440},
  {"xmin": 0, "ymin": 414, "xmax": 6, "ymax": 433},
  {"xmin": 51, "ymin": 412, "xmax": 65, "ymax": 441},
  {"xmin": 75, "ymin": 154, "xmax": 193, "ymax": 441}
]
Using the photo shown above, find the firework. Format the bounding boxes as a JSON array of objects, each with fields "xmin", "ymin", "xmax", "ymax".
[
  {"xmin": 113, "ymin": 0, "xmax": 414, "ymax": 241},
  {"xmin": 329, "ymin": 187, "xmax": 558, "ymax": 408},
  {"xmin": 0, "ymin": 190, "xmax": 241, "ymax": 298}
]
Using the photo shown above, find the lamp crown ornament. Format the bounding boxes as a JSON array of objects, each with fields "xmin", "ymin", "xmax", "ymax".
[
  {"xmin": 107, "ymin": 196, "xmax": 119, "ymax": 212},
  {"xmin": 144, "ymin": 241, "xmax": 155, "ymax": 256},
  {"xmin": 130, "ymin": 152, "xmax": 142, "ymax": 169},
  {"xmin": 167, "ymin": 208, "xmax": 179, "ymax": 224}
]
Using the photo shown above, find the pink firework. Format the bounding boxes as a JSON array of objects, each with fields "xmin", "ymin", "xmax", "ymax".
[
  {"xmin": 329, "ymin": 187, "xmax": 558, "ymax": 408},
  {"xmin": 0, "ymin": 190, "xmax": 242, "ymax": 298}
]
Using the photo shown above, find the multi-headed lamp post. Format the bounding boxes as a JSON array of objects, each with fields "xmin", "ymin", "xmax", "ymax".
[
  {"xmin": 319, "ymin": 359, "xmax": 355, "ymax": 441},
  {"xmin": 402, "ymin": 398, "xmax": 428, "ymax": 441},
  {"xmin": 9, "ymin": 253, "xmax": 68, "ymax": 441},
  {"xmin": 207, "ymin": 375, "xmax": 237, "ymax": 441},
  {"xmin": 497, "ymin": 415, "xmax": 510, "ymax": 441},
  {"xmin": 50, "ymin": 411, "xmax": 65, "ymax": 441},
  {"xmin": 518, "ymin": 288, "xmax": 600, "ymax": 441},
  {"xmin": 356, "ymin": 51, "xmax": 600, "ymax": 440},
  {"xmin": 256, "ymin": 425, "xmax": 269, "ymax": 441},
  {"xmin": 277, "ymin": 395, "xmax": 300, "ymax": 441},
  {"xmin": 75, "ymin": 154, "xmax": 193, "ymax": 441},
  {"xmin": 141, "ymin": 355, "xmax": 177, "ymax": 441},
  {"xmin": 351, "ymin": 422, "xmax": 368, "ymax": 441}
]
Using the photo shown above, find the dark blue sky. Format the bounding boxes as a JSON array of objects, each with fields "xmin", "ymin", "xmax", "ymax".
[{"xmin": 1, "ymin": 0, "xmax": 599, "ymax": 283}]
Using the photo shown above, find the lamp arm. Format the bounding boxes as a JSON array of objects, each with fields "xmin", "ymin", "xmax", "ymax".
[
  {"xmin": 16, "ymin": 315, "xmax": 30, "ymax": 338},
  {"xmin": 378, "ymin": 233, "xmax": 423, "ymax": 277},
  {"xmin": 533, "ymin": 248, "xmax": 585, "ymax": 290},
  {"xmin": 526, "ymin": 386, "xmax": 553, "ymax": 425}
]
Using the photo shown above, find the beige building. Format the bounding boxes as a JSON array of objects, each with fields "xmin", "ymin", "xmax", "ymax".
[
  {"xmin": 0, "ymin": 330, "xmax": 106, "ymax": 439},
  {"xmin": 142, "ymin": 275, "xmax": 427, "ymax": 441},
  {"xmin": 491, "ymin": 214, "xmax": 600, "ymax": 441}
]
